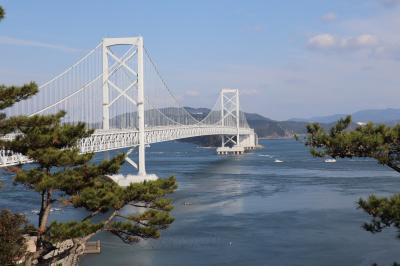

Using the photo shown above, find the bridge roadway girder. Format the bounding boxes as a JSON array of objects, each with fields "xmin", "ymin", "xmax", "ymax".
[{"xmin": 0, "ymin": 126, "xmax": 255, "ymax": 167}]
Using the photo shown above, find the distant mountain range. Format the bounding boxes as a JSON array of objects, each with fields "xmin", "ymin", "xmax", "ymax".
[
  {"xmin": 112, "ymin": 107, "xmax": 398, "ymax": 141},
  {"xmin": 185, "ymin": 107, "xmax": 394, "ymax": 140},
  {"xmin": 290, "ymin": 108, "xmax": 400, "ymax": 125}
]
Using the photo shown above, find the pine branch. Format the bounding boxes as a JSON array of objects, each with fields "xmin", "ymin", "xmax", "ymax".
[
  {"xmin": 0, "ymin": 6, "xmax": 4, "ymax": 21},
  {"xmin": 81, "ymin": 209, "xmax": 101, "ymax": 222},
  {"xmin": 0, "ymin": 82, "xmax": 38, "ymax": 110},
  {"xmin": 387, "ymin": 161, "xmax": 400, "ymax": 173},
  {"xmin": 83, "ymin": 210, "xmax": 118, "ymax": 242}
]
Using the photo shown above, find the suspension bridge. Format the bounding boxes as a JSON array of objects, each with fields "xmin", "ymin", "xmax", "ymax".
[{"xmin": 0, "ymin": 37, "xmax": 258, "ymax": 184}]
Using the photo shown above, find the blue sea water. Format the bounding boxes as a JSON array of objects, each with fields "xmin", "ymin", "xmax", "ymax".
[{"xmin": 1, "ymin": 139, "xmax": 400, "ymax": 265}]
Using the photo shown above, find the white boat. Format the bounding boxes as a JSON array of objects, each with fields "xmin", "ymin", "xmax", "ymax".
[
  {"xmin": 274, "ymin": 159, "xmax": 283, "ymax": 163},
  {"xmin": 324, "ymin": 158, "xmax": 336, "ymax": 163}
]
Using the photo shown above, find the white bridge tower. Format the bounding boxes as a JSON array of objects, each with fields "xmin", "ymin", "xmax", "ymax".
[
  {"xmin": 217, "ymin": 89, "xmax": 246, "ymax": 155},
  {"xmin": 102, "ymin": 37, "xmax": 156, "ymax": 183}
]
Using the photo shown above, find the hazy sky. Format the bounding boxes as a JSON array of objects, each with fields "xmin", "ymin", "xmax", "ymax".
[{"xmin": 1, "ymin": 0, "xmax": 400, "ymax": 120}]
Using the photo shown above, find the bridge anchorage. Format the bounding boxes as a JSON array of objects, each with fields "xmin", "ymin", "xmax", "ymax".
[{"xmin": 0, "ymin": 36, "xmax": 258, "ymax": 186}]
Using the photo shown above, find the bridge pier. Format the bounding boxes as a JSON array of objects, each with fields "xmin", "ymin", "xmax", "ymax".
[
  {"xmin": 216, "ymin": 146, "xmax": 245, "ymax": 155},
  {"xmin": 217, "ymin": 132, "xmax": 258, "ymax": 155},
  {"xmin": 107, "ymin": 173, "xmax": 158, "ymax": 187},
  {"xmin": 106, "ymin": 147, "xmax": 158, "ymax": 186}
]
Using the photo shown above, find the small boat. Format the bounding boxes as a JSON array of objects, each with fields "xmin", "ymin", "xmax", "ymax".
[
  {"xmin": 324, "ymin": 158, "xmax": 336, "ymax": 163},
  {"xmin": 274, "ymin": 159, "xmax": 283, "ymax": 163}
]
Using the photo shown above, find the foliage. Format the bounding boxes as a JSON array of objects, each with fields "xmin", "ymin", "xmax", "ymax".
[
  {"xmin": 306, "ymin": 116, "xmax": 400, "ymax": 171},
  {"xmin": 107, "ymin": 177, "xmax": 177, "ymax": 243},
  {"xmin": 305, "ymin": 116, "xmax": 400, "ymax": 238},
  {"xmin": 0, "ymin": 82, "xmax": 38, "ymax": 111},
  {"xmin": 358, "ymin": 194, "xmax": 400, "ymax": 235},
  {"xmin": 0, "ymin": 6, "xmax": 38, "ymax": 264},
  {"xmin": 47, "ymin": 221, "xmax": 104, "ymax": 243},
  {"xmin": 0, "ymin": 6, "xmax": 4, "ymax": 21},
  {"xmin": 0, "ymin": 210, "xmax": 30, "ymax": 266}
]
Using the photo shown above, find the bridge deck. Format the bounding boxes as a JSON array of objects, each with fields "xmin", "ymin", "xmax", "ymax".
[{"xmin": 0, "ymin": 125, "xmax": 254, "ymax": 167}]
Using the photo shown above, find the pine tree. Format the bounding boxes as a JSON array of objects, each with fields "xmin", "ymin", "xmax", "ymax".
[
  {"xmin": 0, "ymin": 6, "xmax": 4, "ymax": 21},
  {"xmin": 5, "ymin": 113, "xmax": 177, "ymax": 263},
  {"xmin": 0, "ymin": 210, "xmax": 31, "ymax": 266},
  {"xmin": 0, "ymin": 5, "xmax": 177, "ymax": 264},
  {"xmin": 0, "ymin": 6, "xmax": 39, "ymax": 265},
  {"xmin": 305, "ymin": 116, "xmax": 400, "ymax": 238}
]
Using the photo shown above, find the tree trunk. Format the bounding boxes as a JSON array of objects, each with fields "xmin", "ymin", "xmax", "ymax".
[
  {"xmin": 37, "ymin": 189, "xmax": 52, "ymax": 250},
  {"xmin": 39, "ymin": 190, "xmax": 52, "ymax": 233}
]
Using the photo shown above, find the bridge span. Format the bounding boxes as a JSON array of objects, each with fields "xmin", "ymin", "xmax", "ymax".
[{"xmin": 0, "ymin": 37, "xmax": 258, "ymax": 184}]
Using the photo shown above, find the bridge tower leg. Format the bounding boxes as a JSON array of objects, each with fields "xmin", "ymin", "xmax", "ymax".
[
  {"xmin": 102, "ymin": 37, "xmax": 156, "ymax": 185},
  {"xmin": 220, "ymin": 90, "xmax": 225, "ymax": 148},
  {"xmin": 236, "ymin": 89, "xmax": 240, "ymax": 145},
  {"xmin": 102, "ymin": 42, "xmax": 110, "ymax": 130},
  {"xmin": 137, "ymin": 37, "xmax": 146, "ymax": 176}
]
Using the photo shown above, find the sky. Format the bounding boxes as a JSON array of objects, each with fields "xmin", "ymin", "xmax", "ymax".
[{"xmin": 1, "ymin": 0, "xmax": 400, "ymax": 120}]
